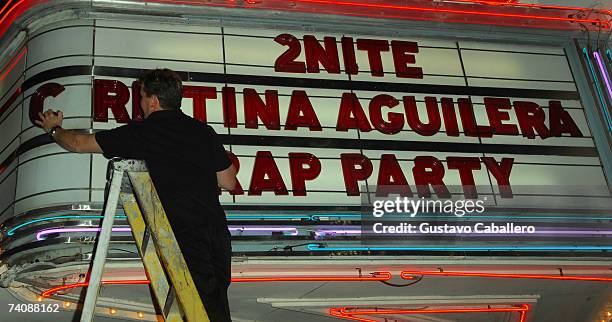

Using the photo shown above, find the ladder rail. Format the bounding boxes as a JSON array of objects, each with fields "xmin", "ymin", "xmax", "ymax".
[{"xmin": 80, "ymin": 167, "xmax": 124, "ymax": 322}]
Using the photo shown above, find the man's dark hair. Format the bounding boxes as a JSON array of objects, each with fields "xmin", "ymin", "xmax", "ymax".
[{"xmin": 139, "ymin": 68, "xmax": 183, "ymax": 110}]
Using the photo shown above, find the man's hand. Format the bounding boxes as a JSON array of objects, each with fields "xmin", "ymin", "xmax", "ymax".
[
  {"xmin": 32, "ymin": 108, "xmax": 102, "ymax": 153},
  {"xmin": 217, "ymin": 164, "xmax": 237, "ymax": 191},
  {"xmin": 35, "ymin": 109, "xmax": 63, "ymax": 133}
]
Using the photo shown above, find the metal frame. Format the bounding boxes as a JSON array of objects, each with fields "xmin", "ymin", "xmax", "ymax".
[{"xmin": 565, "ymin": 40, "xmax": 612, "ymax": 187}]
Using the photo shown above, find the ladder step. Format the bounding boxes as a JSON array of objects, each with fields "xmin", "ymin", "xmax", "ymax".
[
  {"xmin": 163, "ymin": 286, "xmax": 176, "ymax": 318},
  {"xmin": 121, "ymin": 192, "xmax": 184, "ymax": 321},
  {"xmin": 141, "ymin": 226, "xmax": 151, "ymax": 255}
]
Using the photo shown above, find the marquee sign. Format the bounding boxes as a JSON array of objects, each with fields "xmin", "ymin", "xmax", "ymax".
[
  {"xmin": 30, "ymin": 76, "xmax": 585, "ymax": 199},
  {"xmin": 0, "ymin": 21, "xmax": 608, "ymax": 214}
]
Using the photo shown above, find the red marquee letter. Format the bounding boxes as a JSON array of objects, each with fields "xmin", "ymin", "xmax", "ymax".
[
  {"xmin": 376, "ymin": 154, "xmax": 412, "ymax": 197},
  {"xmin": 244, "ymin": 89, "xmax": 280, "ymax": 130},
  {"xmin": 94, "ymin": 79, "xmax": 130, "ymax": 123},
  {"xmin": 514, "ymin": 101, "xmax": 550, "ymax": 139},
  {"xmin": 482, "ymin": 157, "xmax": 514, "ymax": 198},
  {"xmin": 285, "ymin": 90, "xmax": 322, "ymax": 131},
  {"xmin": 484, "ymin": 97, "xmax": 519, "ymax": 136},
  {"xmin": 131, "ymin": 81, "xmax": 144, "ymax": 122},
  {"xmin": 447, "ymin": 156, "xmax": 481, "ymax": 198},
  {"xmin": 369, "ymin": 94, "xmax": 403, "ymax": 134},
  {"xmin": 341, "ymin": 153, "xmax": 373, "ymax": 196},
  {"xmin": 391, "ymin": 40, "xmax": 423, "ymax": 79},
  {"xmin": 304, "ymin": 35, "xmax": 340, "ymax": 74},
  {"xmin": 249, "ymin": 151, "xmax": 288, "ymax": 195},
  {"xmin": 289, "ymin": 152, "xmax": 322, "ymax": 196},
  {"xmin": 183, "ymin": 85, "xmax": 217, "ymax": 123},
  {"xmin": 341, "ymin": 37, "xmax": 359, "ymax": 75},
  {"xmin": 549, "ymin": 101, "xmax": 583, "ymax": 137},
  {"xmin": 441, "ymin": 97, "xmax": 459, "ymax": 137},
  {"xmin": 337, "ymin": 93, "xmax": 372, "ymax": 132},
  {"xmin": 274, "ymin": 34, "xmax": 306, "ymax": 73},
  {"xmin": 29, "ymin": 82, "xmax": 64, "ymax": 126},
  {"xmin": 356, "ymin": 39, "xmax": 389, "ymax": 77},
  {"xmin": 412, "ymin": 156, "xmax": 450, "ymax": 198},
  {"xmin": 458, "ymin": 98, "xmax": 491, "ymax": 137},
  {"xmin": 404, "ymin": 96, "xmax": 441, "ymax": 136},
  {"xmin": 222, "ymin": 86, "xmax": 238, "ymax": 128}
]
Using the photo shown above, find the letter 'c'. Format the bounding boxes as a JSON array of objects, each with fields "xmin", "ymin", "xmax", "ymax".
[{"xmin": 29, "ymin": 83, "xmax": 65, "ymax": 126}]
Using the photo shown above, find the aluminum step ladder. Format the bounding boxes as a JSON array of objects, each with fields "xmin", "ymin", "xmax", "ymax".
[{"xmin": 80, "ymin": 159, "xmax": 209, "ymax": 322}]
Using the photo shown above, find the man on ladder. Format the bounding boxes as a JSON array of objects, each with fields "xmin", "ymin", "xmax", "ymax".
[{"xmin": 36, "ymin": 68, "xmax": 237, "ymax": 322}]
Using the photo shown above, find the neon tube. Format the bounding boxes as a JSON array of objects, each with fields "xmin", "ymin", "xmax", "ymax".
[
  {"xmin": 9, "ymin": 213, "xmax": 612, "ymax": 237},
  {"xmin": 36, "ymin": 227, "xmax": 132, "ymax": 240},
  {"xmin": 10, "ymin": 214, "xmax": 306, "ymax": 236},
  {"xmin": 307, "ymin": 244, "xmax": 612, "ymax": 251},
  {"xmin": 329, "ymin": 304, "xmax": 529, "ymax": 322},
  {"xmin": 310, "ymin": 214, "xmax": 361, "ymax": 220},
  {"xmin": 142, "ymin": 0, "xmax": 610, "ymax": 28},
  {"xmin": 7, "ymin": 215, "xmax": 128, "ymax": 236},
  {"xmin": 314, "ymin": 228, "xmax": 612, "ymax": 236},
  {"xmin": 41, "ymin": 279, "xmax": 151, "ymax": 298},
  {"xmin": 0, "ymin": 47, "xmax": 26, "ymax": 81},
  {"xmin": 33, "ymin": 226, "xmax": 612, "ymax": 241},
  {"xmin": 42, "ymin": 273, "xmax": 391, "ymax": 297},
  {"xmin": 289, "ymin": 0, "xmax": 609, "ymax": 26},
  {"xmin": 233, "ymin": 271, "xmax": 391, "ymax": 282},
  {"xmin": 436, "ymin": 0, "xmax": 610, "ymax": 16},
  {"xmin": 227, "ymin": 214, "xmax": 311, "ymax": 220},
  {"xmin": 0, "ymin": 0, "xmax": 14, "ymax": 17},
  {"xmin": 0, "ymin": 87, "xmax": 21, "ymax": 120},
  {"xmin": 584, "ymin": 48, "xmax": 612, "ymax": 131},
  {"xmin": 0, "ymin": 0, "xmax": 25, "ymax": 27},
  {"xmin": 0, "ymin": 0, "xmax": 610, "ymax": 43},
  {"xmin": 315, "ymin": 229, "xmax": 361, "ymax": 236},
  {"xmin": 594, "ymin": 51, "xmax": 612, "ymax": 101},
  {"xmin": 229, "ymin": 227, "xmax": 298, "ymax": 235},
  {"xmin": 35, "ymin": 226, "xmax": 299, "ymax": 240},
  {"xmin": 310, "ymin": 214, "xmax": 612, "ymax": 220},
  {"xmin": 400, "ymin": 270, "xmax": 612, "ymax": 282},
  {"xmin": 333, "ymin": 305, "xmax": 529, "ymax": 315}
]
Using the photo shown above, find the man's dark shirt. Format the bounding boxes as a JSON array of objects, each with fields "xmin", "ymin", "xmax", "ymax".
[{"xmin": 95, "ymin": 109, "xmax": 232, "ymax": 240}]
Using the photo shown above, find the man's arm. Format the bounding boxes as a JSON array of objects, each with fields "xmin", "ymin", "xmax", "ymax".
[
  {"xmin": 51, "ymin": 128, "xmax": 103, "ymax": 153},
  {"xmin": 217, "ymin": 164, "xmax": 237, "ymax": 191},
  {"xmin": 35, "ymin": 109, "xmax": 103, "ymax": 153}
]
